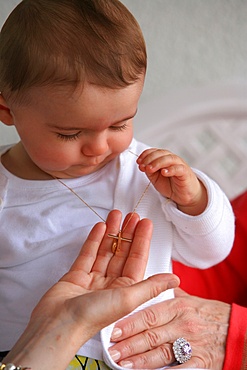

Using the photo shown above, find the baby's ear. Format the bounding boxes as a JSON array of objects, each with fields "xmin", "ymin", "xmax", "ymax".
[{"xmin": 0, "ymin": 94, "xmax": 14, "ymax": 126}]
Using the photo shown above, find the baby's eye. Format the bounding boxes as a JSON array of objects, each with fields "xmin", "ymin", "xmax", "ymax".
[
  {"xmin": 57, "ymin": 132, "xmax": 81, "ymax": 141},
  {"xmin": 110, "ymin": 123, "xmax": 128, "ymax": 132}
]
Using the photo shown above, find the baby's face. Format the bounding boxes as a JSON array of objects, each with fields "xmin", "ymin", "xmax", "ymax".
[{"xmin": 4, "ymin": 79, "xmax": 143, "ymax": 179}]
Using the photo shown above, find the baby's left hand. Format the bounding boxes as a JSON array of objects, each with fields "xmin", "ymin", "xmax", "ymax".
[{"xmin": 137, "ymin": 148, "xmax": 208, "ymax": 216}]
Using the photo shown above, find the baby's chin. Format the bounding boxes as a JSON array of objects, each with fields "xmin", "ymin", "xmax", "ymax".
[{"xmin": 48, "ymin": 163, "xmax": 109, "ymax": 179}]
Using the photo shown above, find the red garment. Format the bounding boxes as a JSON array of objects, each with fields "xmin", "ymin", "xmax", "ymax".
[
  {"xmin": 223, "ymin": 304, "xmax": 247, "ymax": 370},
  {"xmin": 173, "ymin": 190, "xmax": 247, "ymax": 369}
]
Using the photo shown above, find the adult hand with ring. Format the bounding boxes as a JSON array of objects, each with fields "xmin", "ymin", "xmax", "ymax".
[{"xmin": 109, "ymin": 288, "xmax": 230, "ymax": 369}]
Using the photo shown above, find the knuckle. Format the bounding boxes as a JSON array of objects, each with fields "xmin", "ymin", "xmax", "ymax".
[
  {"xmin": 122, "ymin": 319, "xmax": 138, "ymax": 336},
  {"xmin": 159, "ymin": 344, "xmax": 174, "ymax": 363},
  {"xmin": 121, "ymin": 342, "xmax": 137, "ymax": 356},
  {"xmin": 192, "ymin": 356, "xmax": 208, "ymax": 368},
  {"xmin": 145, "ymin": 330, "xmax": 161, "ymax": 348},
  {"xmin": 174, "ymin": 299, "xmax": 191, "ymax": 316},
  {"xmin": 182, "ymin": 318, "xmax": 199, "ymax": 334},
  {"xmin": 133, "ymin": 354, "xmax": 150, "ymax": 368},
  {"xmin": 167, "ymin": 153, "xmax": 177, "ymax": 163},
  {"xmin": 142, "ymin": 307, "xmax": 159, "ymax": 328},
  {"xmin": 128, "ymin": 345, "xmax": 175, "ymax": 369}
]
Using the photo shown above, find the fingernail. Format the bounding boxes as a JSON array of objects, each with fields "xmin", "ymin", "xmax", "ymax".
[
  {"xmin": 108, "ymin": 349, "xmax": 121, "ymax": 361},
  {"xmin": 167, "ymin": 279, "xmax": 179, "ymax": 289},
  {"xmin": 111, "ymin": 327, "xmax": 122, "ymax": 340},
  {"xmin": 120, "ymin": 360, "xmax": 133, "ymax": 368}
]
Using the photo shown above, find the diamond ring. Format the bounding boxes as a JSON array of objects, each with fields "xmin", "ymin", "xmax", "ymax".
[{"xmin": 172, "ymin": 337, "xmax": 192, "ymax": 363}]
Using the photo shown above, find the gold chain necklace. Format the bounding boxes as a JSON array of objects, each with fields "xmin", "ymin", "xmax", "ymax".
[{"xmin": 54, "ymin": 151, "xmax": 151, "ymax": 254}]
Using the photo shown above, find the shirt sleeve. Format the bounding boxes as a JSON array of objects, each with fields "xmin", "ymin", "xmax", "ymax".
[
  {"xmin": 162, "ymin": 169, "xmax": 235, "ymax": 268},
  {"xmin": 223, "ymin": 303, "xmax": 247, "ymax": 370}
]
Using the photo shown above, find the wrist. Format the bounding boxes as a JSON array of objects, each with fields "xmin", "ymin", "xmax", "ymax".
[
  {"xmin": 178, "ymin": 181, "xmax": 208, "ymax": 216},
  {"xmin": 4, "ymin": 314, "xmax": 87, "ymax": 370}
]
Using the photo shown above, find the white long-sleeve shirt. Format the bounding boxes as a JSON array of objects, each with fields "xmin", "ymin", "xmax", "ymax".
[{"xmin": 0, "ymin": 139, "xmax": 235, "ymax": 363}]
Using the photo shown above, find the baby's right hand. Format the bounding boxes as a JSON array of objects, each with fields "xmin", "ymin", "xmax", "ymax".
[{"xmin": 137, "ymin": 148, "xmax": 208, "ymax": 215}]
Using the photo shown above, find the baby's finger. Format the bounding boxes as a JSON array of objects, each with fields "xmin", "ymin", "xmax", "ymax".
[
  {"xmin": 137, "ymin": 147, "xmax": 160, "ymax": 163},
  {"xmin": 137, "ymin": 149, "xmax": 173, "ymax": 170},
  {"xmin": 160, "ymin": 163, "xmax": 188, "ymax": 177}
]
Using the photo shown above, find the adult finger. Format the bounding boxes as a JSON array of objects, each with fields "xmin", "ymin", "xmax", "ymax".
[
  {"xmin": 79, "ymin": 273, "xmax": 180, "ymax": 334},
  {"xmin": 110, "ymin": 299, "xmax": 177, "ymax": 342},
  {"xmin": 110, "ymin": 294, "xmax": 228, "ymax": 370},
  {"xmin": 105, "ymin": 212, "xmax": 141, "ymax": 277},
  {"xmin": 109, "ymin": 300, "xmax": 179, "ymax": 368},
  {"xmin": 66, "ymin": 221, "xmax": 107, "ymax": 275},
  {"xmin": 91, "ymin": 209, "xmax": 122, "ymax": 273},
  {"xmin": 121, "ymin": 217, "xmax": 153, "ymax": 281}
]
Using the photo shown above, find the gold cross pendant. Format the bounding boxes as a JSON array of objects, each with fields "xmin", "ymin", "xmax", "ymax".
[{"xmin": 108, "ymin": 231, "xmax": 132, "ymax": 254}]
